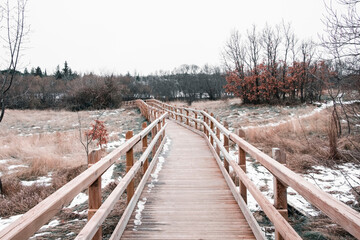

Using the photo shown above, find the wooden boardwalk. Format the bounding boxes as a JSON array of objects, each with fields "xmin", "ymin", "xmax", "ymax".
[
  {"xmin": 3, "ymin": 100, "xmax": 359, "ymax": 240},
  {"xmin": 121, "ymin": 121, "xmax": 256, "ymax": 239}
]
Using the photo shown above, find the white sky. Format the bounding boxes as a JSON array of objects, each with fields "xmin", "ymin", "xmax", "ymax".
[{"xmin": 20, "ymin": 0, "xmax": 327, "ymax": 75}]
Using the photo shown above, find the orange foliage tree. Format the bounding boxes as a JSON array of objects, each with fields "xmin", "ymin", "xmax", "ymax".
[
  {"xmin": 224, "ymin": 60, "xmax": 334, "ymax": 104},
  {"xmin": 85, "ymin": 120, "xmax": 109, "ymax": 151}
]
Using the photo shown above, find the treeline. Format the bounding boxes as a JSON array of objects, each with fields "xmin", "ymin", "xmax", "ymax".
[
  {"xmin": 3, "ymin": 62, "xmax": 226, "ymax": 110},
  {"xmin": 223, "ymin": 23, "xmax": 337, "ymax": 104}
]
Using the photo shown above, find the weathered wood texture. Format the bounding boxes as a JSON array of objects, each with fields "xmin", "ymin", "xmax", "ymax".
[{"xmin": 121, "ymin": 121, "xmax": 256, "ymax": 240}]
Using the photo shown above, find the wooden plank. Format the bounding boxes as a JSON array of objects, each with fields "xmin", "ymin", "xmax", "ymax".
[
  {"xmin": 203, "ymin": 122, "xmax": 301, "ymax": 240},
  {"xmin": 121, "ymin": 121, "xmax": 256, "ymax": 239},
  {"xmin": 110, "ymin": 134, "xmax": 168, "ymax": 240},
  {"xmin": 202, "ymin": 128, "xmax": 265, "ymax": 240}
]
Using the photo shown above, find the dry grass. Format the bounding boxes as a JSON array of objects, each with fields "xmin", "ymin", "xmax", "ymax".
[
  {"xmin": 243, "ymin": 109, "xmax": 360, "ymax": 172},
  {"xmin": 0, "ymin": 106, "xmax": 144, "ymax": 217}
]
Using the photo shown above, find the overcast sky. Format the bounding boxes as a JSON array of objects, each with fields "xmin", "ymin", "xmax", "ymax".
[{"xmin": 20, "ymin": 0, "xmax": 327, "ymax": 75}]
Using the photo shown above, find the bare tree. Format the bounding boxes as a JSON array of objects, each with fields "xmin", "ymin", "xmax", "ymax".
[
  {"xmin": 322, "ymin": 0, "xmax": 360, "ymax": 135},
  {"xmin": 322, "ymin": 0, "xmax": 360, "ymax": 73},
  {"xmin": 0, "ymin": 0, "xmax": 28, "ymax": 123}
]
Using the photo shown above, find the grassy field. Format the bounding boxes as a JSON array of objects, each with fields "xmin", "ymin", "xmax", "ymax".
[
  {"xmin": 0, "ymin": 107, "xmax": 146, "ymax": 218},
  {"xmin": 1, "ymin": 99, "xmax": 359, "ymax": 239}
]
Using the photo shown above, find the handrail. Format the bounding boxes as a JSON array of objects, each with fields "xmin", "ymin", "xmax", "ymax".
[
  {"xmin": 148, "ymin": 99, "xmax": 360, "ymax": 240},
  {"xmin": 203, "ymin": 120, "xmax": 301, "ymax": 239},
  {"xmin": 75, "ymin": 123, "xmax": 168, "ymax": 240},
  {"xmin": 0, "ymin": 100, "xmax": 168, "ymax": 240}
]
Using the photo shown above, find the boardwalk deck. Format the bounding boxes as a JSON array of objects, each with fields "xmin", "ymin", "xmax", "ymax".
[{"xmin": 121, "ymin": 121, "xmax": 256, "ymax": 239}]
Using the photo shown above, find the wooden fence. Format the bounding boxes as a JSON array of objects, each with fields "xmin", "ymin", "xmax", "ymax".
[
  {"xmin": 0, "ymin": 99, "xmax": 167, "ymax": 240},
  {"xmin": 146, "ymin": 99, "xmax": 360, "ymax": 240}
]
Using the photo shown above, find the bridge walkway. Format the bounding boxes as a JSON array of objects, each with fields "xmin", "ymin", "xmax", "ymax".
[{"xmin": 121, "ymin": 121, "xmax": 256, "ymax": 239}]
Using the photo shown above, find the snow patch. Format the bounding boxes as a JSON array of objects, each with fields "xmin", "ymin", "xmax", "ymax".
[
  {"xmin": 21, "ymin": 175, "xmax": 52, "ymax": 187},
  {"xmin": 8, "ymin": 164, "xmax": 28, "ymax": 170},
  {"xmin": 30, "ymin": 232, "xmax": 51, "ymax": 239},
  {"xmin": 0, "ymin": 214, "xmax": 23, "ymax": 231},
  {"xmin": 133, "ymin": 197, "xmax": 147, "ymax": 228},
  {"xmin": 147, "ymin": 137, "xmax": 172, "ymax": 193},
  {"xmin": 67, "ymin": 192, "xmax": 88, "ymax": 208},
  {"xmin": 102, "ymin": 164, "xmax": 116, "ymax": 188},
  {"xmin": 39, "ymin": 219, "xmax": 60, "ymax": 230}
]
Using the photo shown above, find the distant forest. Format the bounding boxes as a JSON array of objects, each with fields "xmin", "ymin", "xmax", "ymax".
[{"xmin": 2, "ymin": 62, "xmax": 227, "ymax": 110}]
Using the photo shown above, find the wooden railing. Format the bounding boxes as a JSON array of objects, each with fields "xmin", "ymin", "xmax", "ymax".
[
  {"xmin": 0, "ymin": 99, "xmax": 167, "ymax": 240},
  {"xmin": 146, "ymin": 99, "xmax": 360, "ymax": 240}
]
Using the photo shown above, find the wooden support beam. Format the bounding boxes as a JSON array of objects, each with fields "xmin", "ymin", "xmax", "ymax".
[
  {"xmin": 186, "ymin": 110, "xmax": 189, "ymax": 125},
  {"xmin": 126, "ymin": 131, "xmax": 134, "ymax": 204},
  {"xmin": 142, "ymin": 122, "xmax": 148, "ymax": 173},
  {"xmin": 210, "ymin": 113, "xmax": 214, "ymax": 146},
  {"xmin": 216, "ymin": 118, "xmax": 220, "ymax": 157},
  {"xmin": 88, "ymin": 150, "xmax": 102, "ymax": 240},
  {"xmin": 273, "ymin": 148, "xmax": 288, "ymax": 240},
  {"xmin": 238, "ymin": 129, "xmax": 247, "ymax": 203},
  {"xmin": 194, "ymin": 112, "xmax": 198, "ymax": 130},
  {"xmin": 223, "ymin": 121, "xmax": 230, "ymax": 173}
]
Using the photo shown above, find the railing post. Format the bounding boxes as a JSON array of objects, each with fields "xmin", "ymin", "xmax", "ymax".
[
  {"xmin": 223, "ymin": 121, "xmax": 230, "ymax": 173},
  {"xmin": 216, "ymin": 118, "xmax": 220, "ymax": 156},
  {"xmin": 205, "ymin": 115, "xmax": 209, "ymax": 138},
  {"xmin": 195, "ymin": 112, "xmax": 198, "ymax": 130},
  {"xmin": 238, "ymin": 129, "xmax": 247, "ymax": 203},
  {"xmin": 142, "ymin": 122, "xmax": 148, "ymax": 173},
  {"xmin": 88, "ymin": 150, "xmax": 102, "ymax": 240},
  {"xmin": 272, "ymin": 148, "xmax": 288, "ymax": 240},
  {"xmin": 180, "ymin": 109, "xmax": 183, "ymax": 122},
  {"xmin": 210, "ymin": 113, "xmax": 214, "ymax": 146},
  {"xmin": 186, "ymin": 110, "xmax": 189, "ymax": 125},
  {"xmin": 157, "ymin": 119, "xmax": 162, "ymax": 150},
  {"xmin": 175, "ymin": 108, "xmax": 178, "ymax": 121},
  {"xmin": 126, "ymin": 131, "xmax": 134, "ymax": 204}
]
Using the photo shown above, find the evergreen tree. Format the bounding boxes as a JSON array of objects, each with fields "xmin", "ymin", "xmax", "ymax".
[
  {"xmin": 23, "ymin": 68, "xmax": 29, "ymax": 75},
  {"xmin": 62, "ymin": 61, "xmax": 69, "ymax": 77},
  {"xmin": 55, "ymin": 65, "xmax": 62, "ymax": 79},
  {"xmin": 35, "ymin": 66, "xmax": 43, "ymax": 77}
]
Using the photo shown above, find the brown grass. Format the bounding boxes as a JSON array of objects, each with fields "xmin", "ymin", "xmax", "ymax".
[
  {"xmin": 0, "ymin": 107, "xmax": 144, "ymax": 217},
  {"xmin": 242, "ymin": 109, "xmax": 360, "ymax": 172}
]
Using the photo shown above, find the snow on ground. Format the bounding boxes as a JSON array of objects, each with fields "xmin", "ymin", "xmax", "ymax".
[
  {"xmin": 67, "ymin": 192, "xmax": 88, "ymax": 209},
  {"xmin": 0, "ymin": 214, "xmax": 23, "ymax": 231},
  {"xmin": 133, "ymin": 197, "xmax": 147, "ymax": 229},
  {"xmin": 147, "ymin": 137, "xmax": 172, "ymax": 194},
  {"xmin": 229, "ymin": 149, "xmax": 360, "ymax": 217},
  {"xmin": 21, "ymin": 176, "xmax": 52, "ymax": 187},
  {"xmin": 134, "ymin": 137, "xmax": 172, "ymax": 230},
  {"xmin": 106, "ymin": 137, "xmax": 126, "ymax": 152},
  {"xmin": 21, "ymin": 172, "xmax": 53, "ymax": 187},
  {"xmin": 7, "ymin": 164, "xmax": 28, "ymax": 170},
  {"xmin": 242, "ymin": 100, "xmax": 359, "ymax": 130},
  {"xmin": 39, "ymin": 219, "xmax": 60, "ymax": 230},
  {"xmin": 101, "ymin": 164, "xmax": 116, "ymax": 188}
]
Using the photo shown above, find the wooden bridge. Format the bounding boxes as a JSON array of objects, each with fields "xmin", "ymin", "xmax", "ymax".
[{"xmin": 1, "ymin": 99, "xmax": 360, "ymax": 240}]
